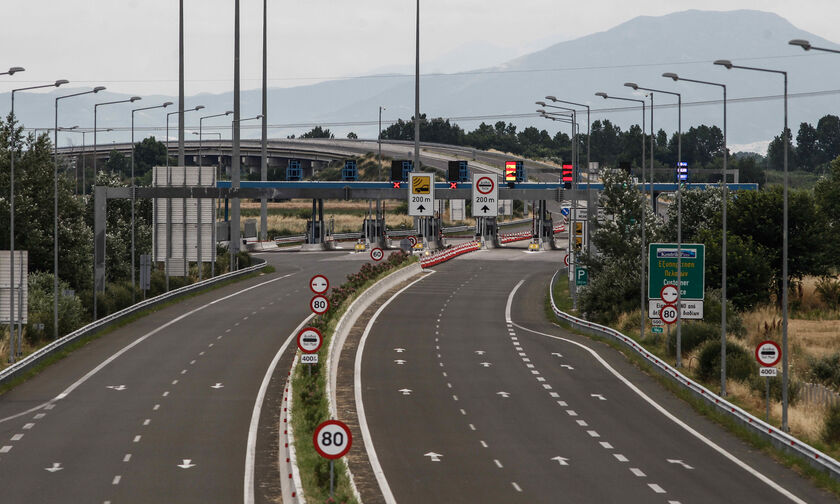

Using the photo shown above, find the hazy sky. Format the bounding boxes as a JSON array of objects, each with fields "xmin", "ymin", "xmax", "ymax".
[{"xmin": 3, "ymin": 0, "xmax": 839, "ymax": 97}]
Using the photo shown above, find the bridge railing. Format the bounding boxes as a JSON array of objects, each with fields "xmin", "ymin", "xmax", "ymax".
[
  {"xmin": 0, "ymin": 259, "xmax": 268, "ymax": 387},
  {"xmin": 548, "ymin": 270, "xmax": 840, "ymax": 480}
]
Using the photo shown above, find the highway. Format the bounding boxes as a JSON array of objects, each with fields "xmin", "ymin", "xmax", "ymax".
[
  {"xmin": 0, "ymin": 250, "xmax": 365, "ymax": 503},
  {"xmin": 353, "ymin": 252, "xmax": 836, "ymax": 503}
]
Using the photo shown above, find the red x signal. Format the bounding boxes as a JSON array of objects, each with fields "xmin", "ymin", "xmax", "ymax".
[
  {"xmin": 449, "ymin": 182, "xmax": 458, "ymax": 189},
  {"xmin": 392, "ymin": 182, "xmax": 401, "ymax": 188}
]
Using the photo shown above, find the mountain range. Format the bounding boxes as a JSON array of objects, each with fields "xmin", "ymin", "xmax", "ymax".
[{"xmin": 4, "ymin": 9, "xmax": 839, "ymax": 153}]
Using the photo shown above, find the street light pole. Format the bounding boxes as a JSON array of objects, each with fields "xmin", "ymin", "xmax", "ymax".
[
  {"xmin": 715, "ymin": 59, "xmax": 789, "ymax": 427},
  {"xmin": 626, "ymin": 82, "xmax": 683, "ymax": 366},
  {"xmin": 232, "ymin": 0, "xmax": 242, "ymax": 271},
  {"xmin": 56, "ymin": 86, "xmax": 105, "ymax": 337},
  {"xmin": 8, "ymin": 79, "xmax": 68, "ymax": 361},
  {"xmin": 94, "ymin": 97, "xmax": 142, "ymax": 179},
  {"xmin": 379, "ymin": 106, "xmax": 386, "ymax": 180},
  {"xmin": 596, "ymin": 92, "xmax": 647, "ymax": 343},
  {"xmin": 663, "ymin": 71, "xmax": 728, "ymax": 396},
  {"xmin": 260, "ymin": 0, "xmax": 269, "ymax": 242},
  {"xmin": 131, "ymin": 102, "xmax": 172, "ymax": 303},
  {"xmin": 546, "ymin": 96, "xmax": 591, "ymax": 255},
  {"xmin": 199, "ymin": 111, "xmax": 232, "ymax": 280}
]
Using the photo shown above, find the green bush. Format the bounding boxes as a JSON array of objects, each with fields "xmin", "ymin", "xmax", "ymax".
[
  {"xmin": 748, "ymin": 374, "xmax": 800, "ymax": 405},
  {"xmin": 823, "ymin": 404, "xmax": 840, "ymax": 446},
  {"xmin": 26, "ymin": 271, "xmax": 87, "ymax": 342},
  {"xmin": 816, "ymin": 276, "xmax": 840, "ymax": 310},
  {"xmin": 807, "ymin": 353, "xmax": 840, "ymax": 389},
  {"xmin": 702, "ymin": 289, "xmax": 746, "ymax": 337},
  {"xmin": 696, "ymin": 339, "xmax": 757, "ymax": 383},
  {"xmin": 667, "ymin": 322, "xmax": 718, "ymax": 356}
]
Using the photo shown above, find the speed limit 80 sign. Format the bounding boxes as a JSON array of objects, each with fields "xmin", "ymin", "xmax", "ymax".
[
  {"xmin": 313, "ymin": 420, "xmax": 352, "ymax": 459},
  {"xmin": 310, "ymin": 295, "xmax": 330, "ymax": 315}
]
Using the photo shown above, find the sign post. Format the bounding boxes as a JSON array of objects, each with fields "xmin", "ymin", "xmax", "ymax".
[
  {"xmin": 471, "ymin": 174, "xmax": 498, "ymax": 217},
  {"xmin": 408, "ymin": 173, "xmax": 434, "ymax": 217},
  {"xmin": 310, "ymin": 274, "xmax": 329, "ymax": 295},
  {"xmin": 756, "ymin": 341, "xmax": 781, "ymax": 421},
  {"xmin": 313, "ymin": 420, "xmax": 353, "ymax": 498}
]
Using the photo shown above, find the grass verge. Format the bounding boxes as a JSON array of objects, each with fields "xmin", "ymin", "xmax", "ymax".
[
  {"xmin": 546, "ymin": 277, "xmax": 840, "ymax": 498},
  {"xmin": 291, "ymin": 253, "xmax": 416, "ymax": 504},
  {"xmin": 0, "ymin": 264, "xmax": 272, "ymax": 397}
]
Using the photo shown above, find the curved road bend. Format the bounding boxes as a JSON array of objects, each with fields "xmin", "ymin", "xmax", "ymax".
[
  {"xmin": 0, "ymin": 250, "xmax": 363, "ymax": 503},
  {"xmin": 357, "ymin": 253, "xmax": 836, "ymax": 503}
]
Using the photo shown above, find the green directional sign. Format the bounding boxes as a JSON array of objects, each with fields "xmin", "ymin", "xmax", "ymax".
[
  {"xmin": 651, "ymin": 327, "xmax": 664, "ymax": 334},
  {"xmin": 648, "ymin": 243, "xmax": 705, "ymax": 300},
  {"xmin": 575, "ymin": 266, "xmax": 589, "ymax": 286}
]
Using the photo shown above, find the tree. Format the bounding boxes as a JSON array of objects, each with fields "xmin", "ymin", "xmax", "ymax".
[
  {"xmin": 816, "ymin": 115, "xmax": 840, "ymax": 165},
  {"xmin": 814, "ymin": 156, "xmax": 840, "ymax": 269},
  {"xmin": 796, "ymin": 122, "xmax": 819, "ymax": 171},
  {"xmin": 300, "ymin": 126, "xmax": 334, "ymax": 139},
  {"xmin": 728, "ymin": 187, "xmax": 830, "ymax": 303},
  {"xmin": 105, "ymin": 149, "xmax": 128, "ymax": 178},
  {"xmin": 133, "ymin": 136, "xmax": 167, "ymax": 181},
  {"xmin": 346, "ymin": 131, "xmax": 358, "ymax": 139},
  {"xmin": 766, "ymin": 128, "xmax": 795, "ymax": 171}
]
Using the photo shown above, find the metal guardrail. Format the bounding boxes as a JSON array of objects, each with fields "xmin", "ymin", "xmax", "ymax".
[
  {"xmin": 548, "ymin": 270, "xmax": 840, "ymax": 480},
  {"xmin": 274, "ymin": 219, "xmax": 531, "ymax": 244},
  {"xmin": 0, "ymin": 259, "xmax": 268, "ymax": 386}
]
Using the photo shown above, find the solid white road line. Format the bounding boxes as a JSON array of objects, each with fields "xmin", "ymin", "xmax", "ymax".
[
  {"xmin": 355, "ymin": 272, "xmax": 433, "ymax": 504},
  {"xmin": 505, "ymin": 280, "xmax": 807, "ymax": 504},
  {"xmin": 0, "ymin": 273, "xmax": 298, "ymax": 426},
  {"xmin": 244, "ymin": 312, "xmax": 314, "ymax": 504}
]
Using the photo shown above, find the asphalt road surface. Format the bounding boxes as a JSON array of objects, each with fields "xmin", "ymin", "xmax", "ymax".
[
  {"xmin": 0, "ymin": 250, "xmax": 365, "ymax": 503},
  {"xmin": 357, "ymin": 252, "xmax": 836, "ymax": 503}
]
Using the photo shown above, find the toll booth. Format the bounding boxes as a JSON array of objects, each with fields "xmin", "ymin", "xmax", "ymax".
[
  {"xmin": 286, "ymin": 159, "xmax": 303, "ymax": 181},
  {"xmin": 475, "ymin": 217, "xmax": 499, "ymax": 247},
  {"xmin": 342, "ymin": 160, "xmax": 358, "ymax": 181}
]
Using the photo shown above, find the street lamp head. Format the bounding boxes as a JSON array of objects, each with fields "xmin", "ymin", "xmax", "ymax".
[
  {"xmin": 93, "ymin": 86, "xmax": 106, "ymax": 93},
  {"xmin": 789, "ymin": 39, "xmax": 811, "ymax": 51},
  {"xmin": 256, "ymin": 114, "xmax": 264, "ymax": 119},
  {"xmin": 536, "ymin": 109, "xmax": 546, "ymax": 114},
  {"xmin": 713, "ymin": 59, "xmax": 733, "ymax": 69},
  {"xmin": 54, "ymin": 79, "xmax": 69, "ymax": 87},
  {"xmin": 535, "ymin": 101, "xmax": 546, "ymax": 107},
  {"xmin": 225, "ymin": 110, "xmax": 233, "ymax": 115},
  {"xmin": 129, "ymin": 96, "xmax": 142, "ymax": 102},
  {"xmin": 194, "ymin": 105, "xmax": 205, "ymax": 111},
  {"xmin": 7, "ymin": 66, "xmax": 25, "ymax": 75},
  {"xmin": 624, "ymin": 82, "xmax": 639, "ymax": 90},
  {"xmin": 163, "ymin": 101, "xmax": 173, "ymax": 107},
  {"xmin": 595, "ymin": 92, "xmax": 608, "ymax": 99},
  {"xmin": 662, "ymin": 72, "xmax": 679, "ymax": 81},
  {"xmin": 545, "ymin": 95, "xmax": 557, "ymax": 102}
]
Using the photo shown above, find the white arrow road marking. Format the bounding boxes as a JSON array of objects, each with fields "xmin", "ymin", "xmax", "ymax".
[
  {"xmin": 667, "ymin": 459, "xmax": 694, "ymax": 470},
  {"xmin": 394, "ymin": 360, "xmax": 406, "ymax": 365},
  {"xmin": 424, "ymin": 452, "xmax": 443, "ymax": 462},
  {"xmin": 479, "ymin": 362, "xmax": 492, "ymax": 367},
  {"xmin": 550, "ymin": 456, "xmax": 569, "ymax": 466},
  {"xmin": 398, "ymin": 389, "xmax": 412, "ymax": 395},
  {"xmin": 45, "ymin": 462, "xmax": 63, "ymax": 472},
  {"xmin": 394, "ymin": 348, "xmax": 405, "ymax": 353},
  {"xmin": 551, "ymin": 352, "xmax": 562, "ymax": 357},
  {"xmin": 591, "ymin": 394, "xmax": 606, "ymax": 400},
  {"xmin": 496, "ymin": 391, "xmax": 510, "ymax": 398},
  {"xmin": 177, "ymin": 459, "xmax": 196, "ymax": 469},
  {"xmin": 561, "ymin": 364, "xmax": 574, "ymax": 370},
  {"xmin": 106, "ymin": 385, "xmax": 127, "ymax": 391},
  {"xmin": 474, "ymin": 350, "xmax": 485, "ymax": 355},
  {"xmin": 211, "ymin": 383, "xmax": 224, "ymax": 389}
]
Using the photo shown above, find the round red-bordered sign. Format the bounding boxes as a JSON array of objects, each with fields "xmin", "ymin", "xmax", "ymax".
[
  {"xmin": 660, "ymin": 304, "xmax": 679, "ymax": 325},
  {"xmin": 310, "ymin": 275, "xmax": 329, "ymax": 294},
  {"xmin": 313, "ymin": 420, "xmax": 352, "ymax": 460},
  {"xmin": 297, "ymin": 327, "xmax": 323, "ymax": 353},
  {"xmin": 660, "ymin": 284, "xmax": 679, "ymax": 305},
  {"xmin": 563, "ymin": 254, "xmax": 570, "ymax": 267},
  {"xmin": 755, "ymin": 340, "xmax": 781, "ymax": 367},
  {"xmin": 476, "ymin": 176, "xmax": 495, "ymax": 195},
  {"xmin": 407, "ymin": 236, "xmax": 418, "ymax": 247},
  {"xmin": 370, "ymin": 248, "xmax": 384, "ymax": 262},
  {"xmin": 310, "ymin": 295, "xmax": 330, "ymax": 315}
]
